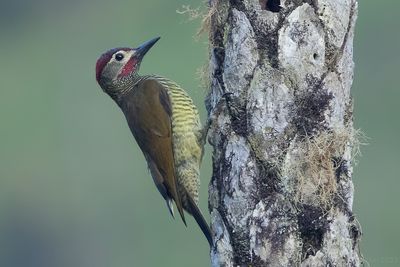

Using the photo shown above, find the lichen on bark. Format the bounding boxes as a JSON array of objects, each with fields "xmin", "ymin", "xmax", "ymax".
[{"xmin": 205, "ymin": 0, "xmax": 361, "ymax": 266}]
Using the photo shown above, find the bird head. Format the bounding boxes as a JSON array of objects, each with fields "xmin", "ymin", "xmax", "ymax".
[{"xmin": 95, "ymin": 37, "xmax": 160, "ymax": 94}]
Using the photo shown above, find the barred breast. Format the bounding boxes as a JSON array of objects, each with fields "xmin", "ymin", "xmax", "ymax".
[{"xmin": 154, "ymin": 76, "xmax": 203, "ymax": 207}]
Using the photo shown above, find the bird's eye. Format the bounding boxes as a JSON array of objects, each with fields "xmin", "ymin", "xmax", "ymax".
[{"xmin": 115, "ymin": 53, "xmax": 124, "ymax": 61}]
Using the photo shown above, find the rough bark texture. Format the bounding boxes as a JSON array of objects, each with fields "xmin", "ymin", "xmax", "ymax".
[{"xmin": 205, "ymin": 0, "xmax": 361, "ymax": 266}]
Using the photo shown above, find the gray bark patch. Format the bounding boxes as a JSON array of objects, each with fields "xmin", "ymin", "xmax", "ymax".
[{"xmin": 206, "ymin": 0, "xmax": 361, "ymax": 265}]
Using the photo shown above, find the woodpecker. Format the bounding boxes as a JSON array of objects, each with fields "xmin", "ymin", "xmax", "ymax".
[{"xmin": 95, "ymin": 37, "xmax": 212, "ymax": 246}]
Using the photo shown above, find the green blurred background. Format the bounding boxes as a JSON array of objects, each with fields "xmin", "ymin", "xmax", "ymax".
[{"xmin": 0, "ymin": 0, "xmax": 398, "ymax": 266}]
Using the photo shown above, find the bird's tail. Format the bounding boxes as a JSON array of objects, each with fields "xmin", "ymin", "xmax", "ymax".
[{"xmin": 183, "ymin": 188, "xmax": 213, "ymax": 247}]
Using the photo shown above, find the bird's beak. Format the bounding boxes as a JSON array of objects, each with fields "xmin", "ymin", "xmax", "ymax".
[{"xmin": 135, "ymin": 37, "xmax": 160, "ymax": 59}]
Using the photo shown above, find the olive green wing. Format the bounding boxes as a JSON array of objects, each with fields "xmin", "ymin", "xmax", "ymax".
[{"xmin": 127, "ymin": 79, "xmax": 186, "ymax": 225}]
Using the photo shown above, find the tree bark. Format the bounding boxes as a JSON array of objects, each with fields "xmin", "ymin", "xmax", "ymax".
[{"xmin": 205, "ymin": 0, "xmax": 361, "ymax": 266}]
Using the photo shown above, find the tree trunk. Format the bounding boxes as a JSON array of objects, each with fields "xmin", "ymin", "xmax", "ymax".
[{"xmin": 205, "ymin": 0, "xmax": 361, "ymax": 266}]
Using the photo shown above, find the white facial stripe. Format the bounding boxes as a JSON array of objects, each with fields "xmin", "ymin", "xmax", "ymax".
[{"xmin": 109, "ymin": 50, "xmax": 134, "ymax": 64}]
